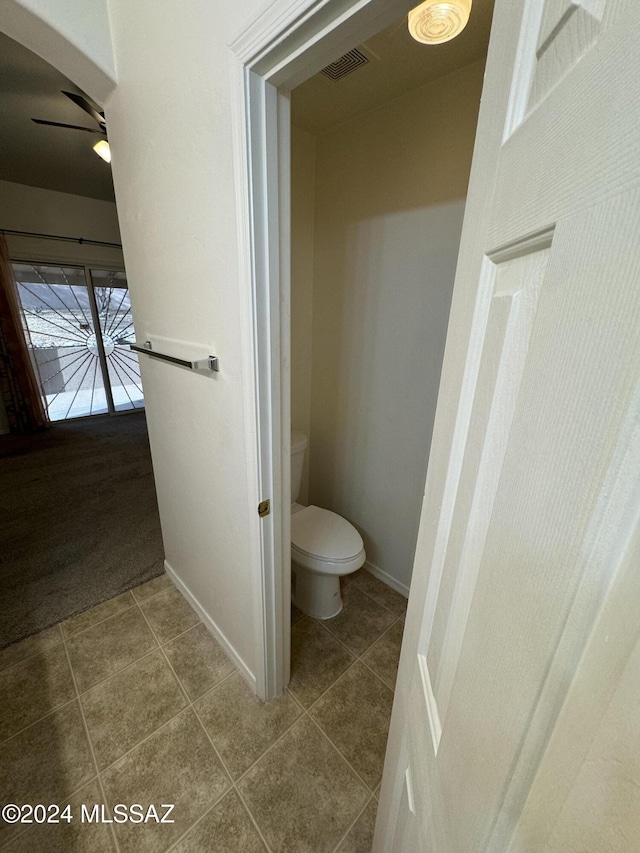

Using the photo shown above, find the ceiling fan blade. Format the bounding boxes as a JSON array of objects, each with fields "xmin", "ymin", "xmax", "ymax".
[
  {"xmin": 32, "ymin": 118, "xmax": 103, "ymax": 133},
  {"xmin": 62, "ymin": 90, "xmax": 106, "ymax": 127}
]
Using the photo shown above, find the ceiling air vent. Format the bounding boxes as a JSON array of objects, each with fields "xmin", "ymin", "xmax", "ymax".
[{"xmin": 320, "ymin": 48, "xmax": 369, "ymax": 81}]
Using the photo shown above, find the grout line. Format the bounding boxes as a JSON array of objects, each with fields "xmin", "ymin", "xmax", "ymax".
[
  {"xmin": 158, "ymin": 618, "xmax": 205, "ymax": 649},
  {"xmin": 0, "ymin": 773, "xmax": 104, "ymax": 851},
  {"xmin": 298, "ymin": 656, "xmax": 362, "ymax": 712},
  {"xmin": 320, "ymin": 616, "xmax": 397, "ymax": 658},
  {"xmin": 231, "ymin": 710, "xmax": 304, "ymax": 788},
  {"xmin": 60, "ymin": 625, "xmax": 121, "ymax": 853},
  {"xmin": 95, "ymin": 705, "xmax": 193, "ymax": 776},
  {"xmin": 0, "ymin": 695, "xmax": 79, "ymax": 747},
  {"xmin": 350, "ymin": 574, "xmax": 408, "ymax": 618},
  {"xmin": 304, "ymin": 710, "xmax": 376, "ymax": 794},
  {"xmin": 0, "ymin": 623, "xmax": 65, "ymax": 674},
  {"xmin": 313, "ymin": 616, "xmax": 372, "ymax": 659},
  {"xmin": 233, "ymin": 781, "xmax": 273, "ymax": 852},
  {"xmin": 180, "ymin": 666, "xmax": 239, "ymax": 706},
  {"xmin": 190, "ymin": 693, "xmax": 274, "ymax": 851},
  {"xmin": 135, "ymin": 601, "xmax": 276, "ymax": 851},
  {"xmin": 284, "ymin": 684, "xmax": 307, "ymax": 714},
  {"xmin": 137, "ymin": 603, "xmax": 192, "ymax": 707},
  {"xmin": 162, "ymin": 787, "xmax": 246, "ymax": 853},
  {"xmin": 62, "ymin": 574, "xmax": 177, "ymax": 642},
  {"xmin": 74, "ymin": 645, "xmax": 160, "ymax": 697},
  {"xmin": 358, "ymin": 654, "xmax": 398, "ymax": 693},
  {"xmin": 129, "ymin": 581, "xmax": 174, "ymax": 606},
  {"xmin": 0, "ymin": 598, "xmax": 204, "ymax": 742},
  {"xmin": 289, "ymin": 615, "xmax": 398, "ymax": 713},
  {"xmin": 349, "ymin": 575, "xmax": 402, "ymax": 619},
  {"xmin": 73, "ymin": 604, "xmax": 234, "ymax": 778},
  {"xmin": 312, "ymin": 605, "xmax": 403, "ymax": 668},
  {"xmin": 331, "ymin": 792, "xmax": 377, "ymax": 853},
  {"xmin": 60, "ymin": 594, "xmax": 138, "ymax": 640}
]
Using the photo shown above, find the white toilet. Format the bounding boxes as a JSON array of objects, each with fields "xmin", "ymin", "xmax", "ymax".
[{"xmin": 291, "ymin": 431, "xmax": 365, "ymax": 619}]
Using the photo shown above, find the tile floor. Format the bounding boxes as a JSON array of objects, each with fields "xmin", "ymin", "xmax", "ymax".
[{"xmin": 0, "ymin": 569, "xmax": 406, "ymax": 852}]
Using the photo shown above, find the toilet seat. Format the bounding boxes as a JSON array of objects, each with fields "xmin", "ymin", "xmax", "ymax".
[{"xmin": 291, "ymin": 505, "xmax": 365, "ymax": 576}]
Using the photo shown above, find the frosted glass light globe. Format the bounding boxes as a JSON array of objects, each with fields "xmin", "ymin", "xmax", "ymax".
[{"xmin": 408, "ymin": 0, "xmax": 472, "ymax": 45}]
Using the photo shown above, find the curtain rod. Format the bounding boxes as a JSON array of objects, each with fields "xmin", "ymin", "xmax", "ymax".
[{"xmin": 1, "ymin": 228, "xmax": 122, "ymax": 249}]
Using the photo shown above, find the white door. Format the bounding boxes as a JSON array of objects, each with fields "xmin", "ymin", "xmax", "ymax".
[{"xmin": 375, "ymin": 0, "xmax": 640, "ymax": 850}]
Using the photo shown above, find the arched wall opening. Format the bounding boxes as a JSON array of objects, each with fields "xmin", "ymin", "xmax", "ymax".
[{"xmin": 0, "ymin": 0, "xmax": 116, "ymax": 102}]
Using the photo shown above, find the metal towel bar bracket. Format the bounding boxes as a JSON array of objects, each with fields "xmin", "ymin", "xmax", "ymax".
[{"xmin": 131, "ymin": 341, "xmax": 219, "ymax": 372}]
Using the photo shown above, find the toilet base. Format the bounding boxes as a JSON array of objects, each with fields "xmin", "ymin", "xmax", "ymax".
[{"xmin": 292, "ymin": 563, "xmax": 343, "ymax": 620}]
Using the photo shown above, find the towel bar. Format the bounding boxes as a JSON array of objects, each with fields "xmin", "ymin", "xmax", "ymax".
[{"xmin": 131, "ymin": 341, "xmax": 219, "ymax": 372}]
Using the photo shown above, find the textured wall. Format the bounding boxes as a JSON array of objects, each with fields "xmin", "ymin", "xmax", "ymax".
[
  {"xmin": 308, "ymin": 60, "xmax": 485, "ymax": 593},
  {"xmin": 104, "ymin": 0, "xmax": 265, "ymax": 681}
]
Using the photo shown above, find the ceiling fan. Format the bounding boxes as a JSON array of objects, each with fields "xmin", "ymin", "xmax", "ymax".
[{"xmin": 32, "ymin": 90, "xmax": 111, "ymax": 162}]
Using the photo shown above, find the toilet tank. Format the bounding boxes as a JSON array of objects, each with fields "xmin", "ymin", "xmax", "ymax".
[{"xmin": 291, "ymin": 430, "xmax": 308, "ymax": 504}]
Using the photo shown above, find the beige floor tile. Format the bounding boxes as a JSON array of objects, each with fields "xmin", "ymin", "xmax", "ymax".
[
  {"xmin": 352, "ymin": 572, "xmax": 407, "ymax": 618},
  {"xmin": 81, "ymin": 650, "xmax": 187, "ymax": 769},
  {"xmin": 323, "ymin": 585, "xmax": 395, "ymax": 656},
  {"xmin": 0, "ymin": 625, "xmax": 63, "ymax": 672},
  {"xmin": 360, "ymin": 620, "xmax": 405, "ymax": 689},
  {"xmin": 172, "ymin": 790, "xmax": 266, "ymax": 852},
  {"xmin": 102, "ymin": 709, "xmax": 230, "ymax": 853},
  {"xmin": 139, "ymin": 587, "xmax": 200, "ymax": 644},
  {"xmin": 164, "ymin": 623, "xmax": 234, "ymax": 701},
  {"xmin": 311, "ymin": 662, "xmax": 393, "ymax": 789},
  {"xmin": 336, "ymin": 797, "xmax": 378, "ymax": 853},
  {"xmin": 3, "ymin": 778, "xmax": 116, "ymax": 853},
  {"xmin": 195, "ymin": 672, "xmax": 302, "ymax": 779},
  {"xmin": 131, "ymin": 574, "xmax": 173, "ymax": 602},
  {"xmin": 0, "ymin": 702, "xmax": 95, "ymax": 846},
  {"xmin": 61, "ymin": 591, "xmax": 136, "ymax": 638},
  {"xmin": 289, "ymin": 618, "xmax": 356, "ymax": 708},
  {"xmin": 66, "ymin": 607, "xmax": 157, "ymax": 693},
  {"xmin": 238, "ymin": 716, "xmax": 368, "ymax": 853},
  {"xmin": 0, "ymin": 645, "xmax": 75, "ymax": 742},
  {"xmin": 341, "ymin": 568, "xmax": 364, "ymax": 588}
]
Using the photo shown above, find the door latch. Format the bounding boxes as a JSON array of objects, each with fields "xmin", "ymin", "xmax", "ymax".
[{"xmin": 258, "ymin": 499, "xmax": 271, "ymax": 518}]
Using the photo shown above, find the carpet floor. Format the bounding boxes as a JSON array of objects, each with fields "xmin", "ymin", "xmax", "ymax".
[{"xmin": 0, "ymin": 412, "xmax": 164, "ymax": 648}]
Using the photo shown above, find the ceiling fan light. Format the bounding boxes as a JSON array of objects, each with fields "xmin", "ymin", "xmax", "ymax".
[
  {"xmin": 408, "ymin": 0, "xmax": 472, "ymax": 44},
  {"xmin": 93, "ymin": 139, "xmax": 111, "ymax": 163}
]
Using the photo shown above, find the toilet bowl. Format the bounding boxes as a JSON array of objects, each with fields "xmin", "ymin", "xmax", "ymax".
[{"xmin": 291, "ymin": 432, "xmax": 366, "ymax": 619}]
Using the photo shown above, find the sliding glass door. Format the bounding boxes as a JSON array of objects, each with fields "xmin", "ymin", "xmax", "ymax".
[
  {"xmin": 12, "ymin": 262, "xmax": 144, "ymax": 421},
  {"xmin": 90, "ymin": 270, "xmax": 144, "ymax": 413}
]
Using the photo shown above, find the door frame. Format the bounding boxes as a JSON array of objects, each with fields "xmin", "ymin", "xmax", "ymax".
[{"xmin": 230, "ymin": 0, "xmax": 445, "ymax": 700}]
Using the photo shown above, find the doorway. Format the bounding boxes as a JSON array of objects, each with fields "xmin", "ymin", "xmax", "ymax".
[
  {"xmin": 232, "ymin": 0, "xmax": 490, "ymax": 701},
  {"xmin": 13, "ymin": 261, "xmax": 144, "ymax": 421}
]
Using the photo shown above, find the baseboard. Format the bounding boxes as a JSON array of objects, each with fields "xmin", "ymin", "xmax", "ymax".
[
  {"xmin": 164, "ymin": 560, "xmax": 256, "ymax": 692},
  {"xmin": 364, "ymin": 560, "xmax": 410, "ymax": 599}
]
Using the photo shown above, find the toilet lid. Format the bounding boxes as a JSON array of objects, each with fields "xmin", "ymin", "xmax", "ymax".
[{"xmin": 291, "ymin": 505, "xmax": 363, "ymax": 562}]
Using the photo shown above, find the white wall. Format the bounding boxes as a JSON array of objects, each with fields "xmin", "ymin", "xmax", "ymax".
[
  {"xmin": 307, "ymin": 60, "xmax": 485, "ymax": 594},
  {"xmin": 104, "ymin": 0, "xmax": 264, "ymax": 684},
  {"xmin": 290, "ymin": 126, "xmax": 316, "ymax": 505},
  {"xmin": 0, "ymin": 179, "xmax": 121, "ymax": 246}
]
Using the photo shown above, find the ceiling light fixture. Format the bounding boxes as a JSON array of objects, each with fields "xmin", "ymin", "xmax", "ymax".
[
  {"xmin": 408, "ymin": 0, "xmax": 472, "ymax": 44},
  {"xmin": 93, "ymin": 139, "xmax": 111, "ymax": 163}
]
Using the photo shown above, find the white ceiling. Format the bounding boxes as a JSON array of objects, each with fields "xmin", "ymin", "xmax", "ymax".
[
  {"xmin": 0, "ymin": 1, "xmax": 494, "ymax": 202},
  {"xmin": 0, "ymin": 32, "xmax": 115, "ymax": 202},
  {"xmin": 291, "ymin": 0, "xmax": 495, "ymax": 135}
]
